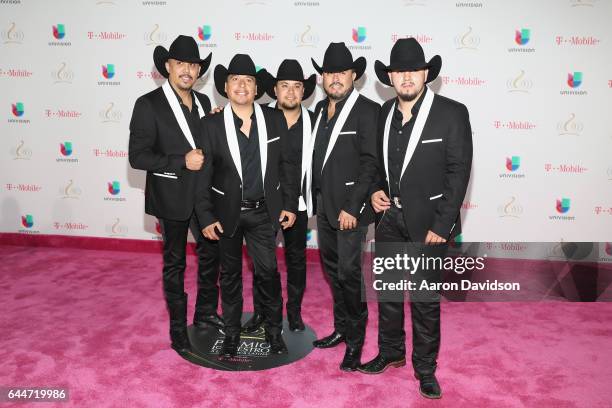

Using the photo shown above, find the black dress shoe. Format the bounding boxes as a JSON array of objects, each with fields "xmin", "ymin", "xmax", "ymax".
[
  {"xmin": 266, "ymin": 333, "xmax": 288, "ymax": 354},
  {"xmin": 287, "ymin": 312, "xmax": 305, "ymax": 332},
  {"xmin": 221, "ymin": 335, "xmax": 240, "ymax": 357},
  {"xmin": 415, "ymin": 373, "xmax": 442, "ymax": 399},
  {"xmin": 339, "ymin": 347, "xmax": 362, "ymax": 371},
  {"xmin": 242, "ymin": 313, "xmax": 265, "ymax": 333},
  {"xmin": 312, "ymin": 331, "xmax": 345, "ymax": 348},
  {"xmin": 170, "ymin": 328, "xmax": 191, "ymax": 355},
  {"xmin": 193, "ymin": 313, "xmax": 225, "ymax": 331},
  {"xmin": 357, "ymin": 353, "xmax": 406, "ymax": 374}
]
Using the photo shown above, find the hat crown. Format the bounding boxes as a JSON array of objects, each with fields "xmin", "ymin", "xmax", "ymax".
[
  {"xmin": 168, "ymin": 35, "xmax": 200, "ymax": 61},
  {"xmin": 322, "ymin": 42, "xmax": 354, "ymax": 72},
  {"xmin": 390, "ymin": 38, "xmax": 426, "ymax": 64},
  {"xmin": 276, "ymin": 59, "xmax": 304, "ymax": 80},
  {"xmin": 227, "ymin": 54, "xmax": 257, "ymax": 76}
]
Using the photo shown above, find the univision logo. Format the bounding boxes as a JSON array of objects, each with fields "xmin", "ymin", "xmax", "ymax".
[
  {"xmin": 198, "ymin": 25, "xmax": 212, "ymax": 41},
  {"xmin": 556, "ymin": 198, "xmax": 571, "ymax": 214},
  {"xmin": 21, "ymin": 214, "xmax": 33, "ymax": 228},
  {"xmin": 60, "ymin": 142, "xmax": 72, "ymax": 156},
  {"xmin": 52, "ymin": 24, "xmax": 65, "ymax": 39},
  {"xmin": 515, "ymin": 28, "xmax": 530, "ymax": 45},
  {"xmin": 352, "ymin": 27, "xmax": 366, "ymax": 43},
  {"xmin": 102, "ymin": 64, "xmax": 115, "ymax": 79},
  {"xmin": 11, "ymin": 102, "xmax": 24, "ymax": 117},
  {"xmin": 567, "ymin": 71, "xmax": 582, "ymax": 88},
  {"xmin": 107, "ymin": 181, "xmax": 120, "ymax": 195},
  {"xmin": 506, "ymin": 156, "xmax": 520, "ymax": 171}
]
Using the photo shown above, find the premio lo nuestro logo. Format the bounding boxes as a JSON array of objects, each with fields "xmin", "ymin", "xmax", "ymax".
[
  {"xmin": 455, "ymin": 26, "xmax": 480, "ymax": 50},
  {"xmin": 294, "ymin": 25, "xmax": 319, "ymax": 47},
  {"xmin": 107, "ymin": 181, "xmax": 120, "ymax": 195},
  {"xmin": 2, "ymin": 22, "xmax": 24, "ymax": 44},
  {"xmin": 52, "ymin": 62, "xmax": 74, "ymax": 83},
  {"xmin": 60, "ymin": 142, "xmax": 73, "ymax": 156},
  {"xmin": 198, "ymin": 25, "xmax": 212, "ymax": 41},
  {"xmin": 352, "ymin": 27, "xmax": 366, "ymax": 43},
  {"xmin": 506, "ymin": 70, "xmax": 532, "ymax": 93},
  {"xmin": 144, "ymin": 24, "xmax": 167, "ymax": 46},
  {"xmin": 557, "ymin": 113, "xmax": 583, "ymax": 136},
  {"xmin": 556, "ymin": 198, "xmax": 571, "ymax": 214},
  {"xmin": 11, "ymin": 102, "xmax": 24, "ymax": 117}
]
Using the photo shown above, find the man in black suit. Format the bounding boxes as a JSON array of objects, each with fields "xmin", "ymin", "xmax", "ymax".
[
  {"xmin": 358, "ymin": 39, "xmax": 473, "ymax": 400},
  {"xmin": 305, "ymin": 43, "xmax": 380, "ymax": 371},
  {"xmin": 242, "ymin": 60, "xmax": 316, "ymax": 334},
  {"xmin": 128, "ymin": 35, "xmax": 223, "ymax": 357},
  {"xmin": 196, "ymin": 54, "xmax": 299, "ymax": 357}
]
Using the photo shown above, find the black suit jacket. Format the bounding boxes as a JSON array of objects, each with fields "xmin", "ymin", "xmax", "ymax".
[
  {"xmin": 129, "ymin": 86, "xmax": 211, "ymax": 221},
  {"xmin": 195, "ymin": 105, "xmax": 299, "ymax": 237},
  {"xmin": 373, "ymin": 93, "xmax": 473, "ymax": 242},
  {"xmin": 312, "ymin": 92, "xmax": 380, "ymax": 228}
]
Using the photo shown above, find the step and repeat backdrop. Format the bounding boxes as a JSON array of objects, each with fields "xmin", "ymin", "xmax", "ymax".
[{"xmin": 1, "ymin": 0, "xmax": 611, "ymax": 260}]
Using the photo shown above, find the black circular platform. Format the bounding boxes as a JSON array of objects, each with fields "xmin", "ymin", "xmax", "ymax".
[{"xmin": 182, "ymin": 313, "xmax": 317, "ymax": 371}]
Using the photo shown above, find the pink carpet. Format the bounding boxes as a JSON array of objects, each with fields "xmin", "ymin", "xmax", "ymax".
[{"xmin": 1, "ymin": 244, "xmax": 611, "ymax": 408}]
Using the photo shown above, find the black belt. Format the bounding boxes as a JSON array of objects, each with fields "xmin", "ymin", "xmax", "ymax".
[
  {"xmin": 240, "ymin": 198, "xmax": 265, "ymax": 210},
  {"xmin": 391, "ymin": 196, "xmax": 402, "ymax": 209}
]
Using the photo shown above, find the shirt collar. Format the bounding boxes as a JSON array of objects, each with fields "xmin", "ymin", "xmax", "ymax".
[
  {"xmin": 168, "ymin": 81, "xmax": 197, "ymax": 111},
  {"xmin": 232, "ymin": 106, "xmax": 257, "ymax": 128},
  {"xmin": 394, "ymin": 87, "xmax": 427, "ymax": 120}
]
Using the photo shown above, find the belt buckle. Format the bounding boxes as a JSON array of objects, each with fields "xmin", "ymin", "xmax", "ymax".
[
  {"xmin": 393, "ymin": 197, "xmax": 402, "ymax": 208},
  {"xmin": 254, "ymin": 201, "xmax": 260, "ymax": 209}
]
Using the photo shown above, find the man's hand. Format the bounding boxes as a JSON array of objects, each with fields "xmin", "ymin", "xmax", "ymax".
[
  {"xmin": 202, "ymin": 222, "xmax": 223, "ymax": 240},
  {"xmin": 425, "ymin": 230, "xmax": 446, "ymax": 245},
  {"xmin": 185, "ymin": 148, "xmax": 204, "ymax": 170},
  {"xmin": 279, "ymin": 210, "xmax": 296, "ymax": 230},
  {"xmin": 209, "ymin": 105, "xmax": 224, "ymax": 115},
  {"xmin": 338, "ymin": 210, "xmax": 357, "ymax": 230},
  {"xmin": 371, "ymin": 190, "xmax": 391, "ymax": 213}
]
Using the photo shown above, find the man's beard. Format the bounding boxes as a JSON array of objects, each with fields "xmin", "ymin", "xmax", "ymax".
[
  {"xmin": 326, "ymin": 84, "xmax": 353, "ymax": 101},
  {"xmin": 279, "ymin": 100, "xmax": 300, "ymax": 111},
  {"xmin": 396, "ymin": 82, "xmax": 424, "ymax": 102}
]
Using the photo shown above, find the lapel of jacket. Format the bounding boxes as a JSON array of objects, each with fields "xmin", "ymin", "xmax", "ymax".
[
  {"xmin": 253, "ymin": 103, "xmax": 268, "ymax": 185},
  {"xmin": 222, "ymin": 103, "xmax": 242, "ymax": 181},
  {"xmin": 305, "ymin": 110, "xmax": 323, "ymax": 217},
  {"xmin": 161, "ymin": 81, "xmax": 205, "ymax": 149},
  {"xmin": 321, "ymin": 88, "xmax": 359, "ymax": 171},
  {"xmin": 399, "ymin": 88, "xmax": 435, "ymax": 180}
]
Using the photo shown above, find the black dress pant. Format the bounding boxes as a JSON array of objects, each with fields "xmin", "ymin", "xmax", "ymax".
[
  {"xmin": 158, "ymin": 214, "xmax": 219, "ymax": 314},
  {"xmin": 375, "ymin": 205, "xmax": 442, "ymax": 376},
  {"xmin": 252, "ymin": 210, "xmax": 308, "ymax": 316},
  {"xmin": 316, "ymin": 193, "xmax": 368, "ymax": 349},
  {"xmin": 219, "ymin": 205, "xmax": 283, "ymax": 337}
]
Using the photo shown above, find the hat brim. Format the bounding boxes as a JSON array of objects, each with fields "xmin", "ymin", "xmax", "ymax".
[
  {"xmin": 214, "ymin": 65, "xmax": 268, "ymax": 100},
  {"xmin": 153, "ymin": 46, "xmax": 212, "ymax": 78},
  {"xmin": 266, "ymin": 73, "xmax": 316, "ymax": 101},
  {"xmin": 311, "ymin": 56, "xmax": 367, "ymax": 81},
  {"xmin": 375, "ymin": 55, "xmax": 442, "ymax": 86}
]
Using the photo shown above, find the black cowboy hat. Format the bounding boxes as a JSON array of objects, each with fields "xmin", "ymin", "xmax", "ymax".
[
  {"xmin": 153, "ymin": 35, "xmax": 212, "ymax": 78},
  {"xmin": 214, "ymin": 54, "xmax": 268, "ymax": 100},
  {"xmin": 375, "ymin": 38, "xmax": 442, "ymax": 86},
  {"xmin": 266, "ymin": 59, "xmax": 316, "ymax": 100},
  {"xmin": 311, "ymin": 42, "xmax": 366, "ymax": 81}
]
